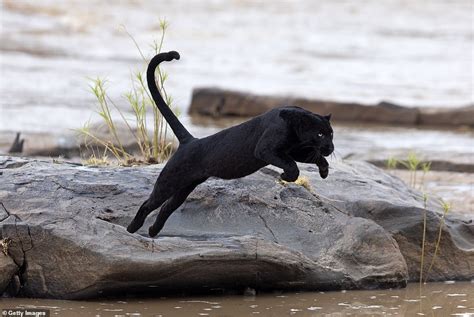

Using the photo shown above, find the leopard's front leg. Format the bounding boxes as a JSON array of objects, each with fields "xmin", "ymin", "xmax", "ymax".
[
  {"xmin": 254, "ymin": 129, "xmax": 299, "ymax": 182},
  {"xmin": 315, "ymin": 155, "xmax": 329, "ymax": 179}
]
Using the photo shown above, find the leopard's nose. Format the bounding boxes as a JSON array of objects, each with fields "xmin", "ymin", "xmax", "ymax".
[{"xmin": 322, "ymin": 145, "xmax": 334, "ymax": 156}]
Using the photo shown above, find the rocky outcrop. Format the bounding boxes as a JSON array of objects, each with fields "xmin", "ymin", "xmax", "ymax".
[
  {"xmin": 189, "ymin": 87, "xmax": 474, "ymax": 127},
  {"xmin": 303, "ymin": 162, "xmax": 474, "ymax": 281},
  {"xmin": 0, "ymin": 251, "xmax": 17, "ymax": 294},
  {"xmin": 418, "ymin": 106, "xmax": 474, "ymax": 127},
  {"xmin": 0, "ymin": 156, "xmax": 472, "ymax": 299}
]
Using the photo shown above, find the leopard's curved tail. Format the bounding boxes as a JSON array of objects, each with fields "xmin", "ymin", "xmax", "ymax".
[{"xmin": 147, "ymin": 51, "xmax": 194, "ymax": 144}]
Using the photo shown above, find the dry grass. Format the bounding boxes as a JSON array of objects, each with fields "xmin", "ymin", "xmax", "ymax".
[
  {"xmin": 77, "ymin": 19, "xmax": 176, "ymax": 166},
  {"xmin": 424, "ymin": 199, "xmax": 451, "ymax": 283},
  {"xmin": 386, "ymin": 153, "xmax": 454, "ymax": 289},
  {"xmin": 1, "ymin": 238, "xmax": 11, "ymax": 256},
  {"xmin": 278, "ymin": 176, "xmax": 312, "ymax": 192}
]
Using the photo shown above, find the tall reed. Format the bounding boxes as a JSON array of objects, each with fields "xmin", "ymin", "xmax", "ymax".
[
  {"xmin": 399, "ymin": 152, "xmax": 421, "ymax": 187},
  {"xmin": 77, "ymin": 19, "xmax": 176, "ymax": 165},
  {"xmin": 419, "ymin": 193, "xmax": 428, "ymax": 289},
  {"xmin": 424, "ymin": 199, "xmax": 451, "ymax": 283}
]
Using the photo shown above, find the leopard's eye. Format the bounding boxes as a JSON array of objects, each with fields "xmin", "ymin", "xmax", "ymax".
[{"xmin": 318, "ymin": 133, "xmax": 323, "ymax": 138}]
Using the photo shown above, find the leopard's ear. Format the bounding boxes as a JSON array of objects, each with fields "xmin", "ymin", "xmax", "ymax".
[{"xmin": 324, "ymin": 113, "xmax": 332, "ymax": 121}]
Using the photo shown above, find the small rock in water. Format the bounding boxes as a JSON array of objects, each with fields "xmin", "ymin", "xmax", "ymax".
[
  {"xmin": 307, "ymin": 306, "xmax": 322, "ymax": 311},
  {"xmin": 8, "ymin": 132, "xmax": 24, "ymax": 154},
  {"xmin": 244, "ymin": 287, "xmax": 256, "ymax": 296}
]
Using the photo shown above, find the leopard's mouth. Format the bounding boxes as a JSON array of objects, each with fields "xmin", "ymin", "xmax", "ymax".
[{"xmin": 321, "ymin": 145, "xmax": 334, "ymax": 157}]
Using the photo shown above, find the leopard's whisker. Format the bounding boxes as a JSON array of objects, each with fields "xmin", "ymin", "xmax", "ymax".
[{"xmin": 330, "ymin": 150, "xmax": 338, "ymax": 162}]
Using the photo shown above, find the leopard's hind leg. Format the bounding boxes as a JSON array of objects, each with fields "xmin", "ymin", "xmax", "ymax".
[
  {"xmin": 127, "ymin": 179, "xmax": 176, "ymax": 233},
  {"xmin": 148, "ymin": 179, "xmax": 205, "ymax": 237}
]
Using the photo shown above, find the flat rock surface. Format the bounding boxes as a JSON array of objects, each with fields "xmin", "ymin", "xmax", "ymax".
[{"xmin": 0, "ymin": 156, "xmax": 472, "ymax": 299}]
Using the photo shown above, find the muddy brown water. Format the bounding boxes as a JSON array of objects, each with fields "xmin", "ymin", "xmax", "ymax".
[
  {"xmin": 1, "ymin": 282, "xmax": 473, "ymax": 317},
  {"xmin": 1, "ymin": 2, "xmax": 473, "ymax": 316}
]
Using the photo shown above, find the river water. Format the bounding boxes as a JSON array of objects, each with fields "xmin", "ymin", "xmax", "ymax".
[
  {"xmin": 1, "ymin": 282, "xmax": 473, "ymax": 316},
  {"xmin": 1, "ymin": 1, "xmax": 473, "ymax": 314},
  {"xmin": 0, "ymin": 0, "xmax": 472, "ymax": 134},
  {"xmin": 1, "ymin": 0, "xmax": 473, "ymax": 173}
]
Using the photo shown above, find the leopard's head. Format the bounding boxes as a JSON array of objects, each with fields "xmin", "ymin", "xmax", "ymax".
[
  {"xmin": 314, "ymin": 114, "xmax": 334, "ymax": 156},
  {"xmin": 280, "ymin": 107, "xmax": 334, "ymax": 157}
]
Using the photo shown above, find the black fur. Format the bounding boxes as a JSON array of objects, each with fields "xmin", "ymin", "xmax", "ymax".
[{"xmin": 127, "ymin": 51, "xmax": 335, "ymax": 237}]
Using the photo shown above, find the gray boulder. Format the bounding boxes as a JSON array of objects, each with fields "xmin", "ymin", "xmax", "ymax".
[
  {"xmin": 0, "ymin": 156, "xmax": 471, "ymax": 299},
  {"xmin": 305, "ymin": 162, "xmax": 474, "ymax": 281},
  {"xmin": 0, "ymin": 252, "xmax": 17, "ymax": 294}
]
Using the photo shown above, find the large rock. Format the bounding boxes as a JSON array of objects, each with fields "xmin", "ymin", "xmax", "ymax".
[
  {"xmin": 0, "ymin": 156, "xmax": 472, "ymax": 299},
  {"xmin": 419, "ymin": 106, "xmax": 474, "ymax": 127},
  {"xmin": 0, "ymin": 204, "xmax": 19, "ymax": 294},
  {"xmin": 0, "ymin": 252, "xmax": 18, "ymax": 294},
  {"xmin": 306, "ymin": 163, "xmax": 474, "ymax": 281},
  {"xmin": 189, "ymin": 87, "xmax": 474, "ymax": 127}
]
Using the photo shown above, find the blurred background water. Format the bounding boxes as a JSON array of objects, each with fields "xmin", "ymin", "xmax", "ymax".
[{"xmin": 0, "ymin": 0, "xmax": 472, "ymax": 134}]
